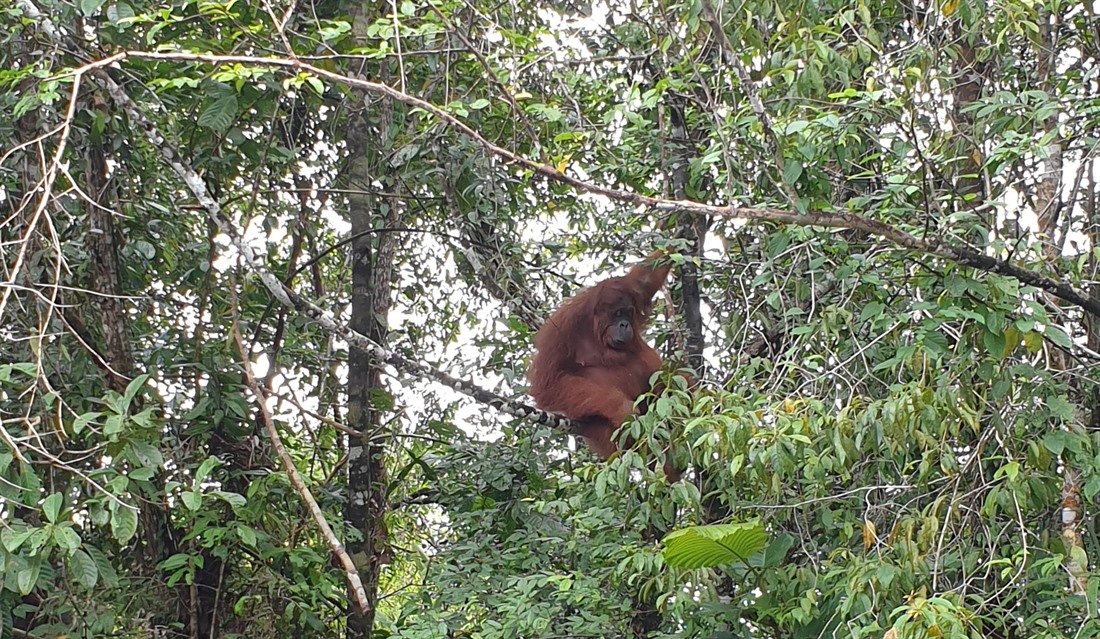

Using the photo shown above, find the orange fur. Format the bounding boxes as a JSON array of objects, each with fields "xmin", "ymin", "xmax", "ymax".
[{"xmin": 529, "ymin": 251, "xmax": 680, "ymax": 479}]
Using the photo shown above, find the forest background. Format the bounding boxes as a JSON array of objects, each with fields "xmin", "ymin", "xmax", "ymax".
[{"xmin": 2, "ymin": 0, "xmax": 1100, "ymax": 637}]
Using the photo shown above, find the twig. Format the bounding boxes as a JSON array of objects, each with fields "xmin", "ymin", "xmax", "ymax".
[{"xmin": 229, "ymin": 307, "xmax": 371, "ymax": 613}]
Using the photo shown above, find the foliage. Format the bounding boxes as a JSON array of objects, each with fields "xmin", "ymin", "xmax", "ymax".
[
  {"xmin": 1, "ymin": 0, "xmax": 1099, "ymax": 637},
  {"xmin": 662, "ymin": 523, "xmax": 768, "ymax": 569}
]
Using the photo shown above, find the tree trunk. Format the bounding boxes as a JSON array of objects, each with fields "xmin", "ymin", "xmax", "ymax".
[{"xmin": 343, "ymin": 59, "xmax": 400, "ymax": 639}]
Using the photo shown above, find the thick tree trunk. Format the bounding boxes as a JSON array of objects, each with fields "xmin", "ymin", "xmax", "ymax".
[
  {"xmin": 951, "ymin": 37, "xmax": 988, "ymax": 203},
  {"xmin": 84, "ymin": 122, "xmax": 134, "ymax": 391},
  {"xmin": 343, "ymin": 82, "xmax": 399, "ymax": 639},
  {"xmin": 345, "ymin": 199, "xmax": 394, "ymax": 637},
  {"xmin": 85, "ymin": 112, "xmax": 209, "ymax": 632}
]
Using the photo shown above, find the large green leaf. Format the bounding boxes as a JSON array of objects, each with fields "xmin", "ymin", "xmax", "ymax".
[{"xmin": 662, "ymin": 522, "xmax": 767, "ymax": 569}]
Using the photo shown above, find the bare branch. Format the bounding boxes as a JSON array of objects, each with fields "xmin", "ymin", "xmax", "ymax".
[{"xmin": 228, "ymin": 309, "xmax": 372, "ymax": 613}]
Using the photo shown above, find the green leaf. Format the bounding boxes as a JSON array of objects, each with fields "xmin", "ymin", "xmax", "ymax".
[
  {"xmin": 26, "ymin": 529, "xmax": 49, "ymax": 553},
  {"xmin": 783, "ymin": 160, "xmax": 803, "ymax": 184},
  {"xmin": 728, "ymin": 454, "xmax": 744, "ymax": 478},
  {"xmin": 1085, "ymin": 476, "xmax": 1100, "ymax": 502},
  {"xmin": 1046, "ymin": 396, "xmax": 1075, "ymax": 421},
  {"xmin": 920, "ymin": 330, "xmax": 949, "ymax": 356},
  {"xmin": 1042, "ymin": 432, "xmax": 1068, "ymax": 456},
  {"xmin": 766, "ymin": 231, "xmax": 790, "ymax": 259},
  {"xmin": 72, "ymin": 411, "xmax": 102, "ymax": 434},
  {"xmin": 984, "ymin": 311, "xmax": 1006, "ymax": 333},
  {"xmin": 195, "ymin": 456, "xmax": 221, "ymax": 485},
  {"xmin": 318, "ymin": 20, "xmax": 352, "ymax": 42},
  {"xmin": 85, "ymin": 545, "xmax": 119, "ymax": 588},
  {"xmin": 182, "ymin": 490, "xmax": 202, "ymax": 511},
  {"xmin": 662, "ymin": 522, "xmax": 767, "ymax": 568},
  {"xmin": 104, "ymin": 414, "xmax": 125, "ymax": 436},
  {"xmin": 160, "ymin": 553, "xmax": 191, "ymax": 571},
  {"xmin": 1, "ymin": 528, "xmax": 34, "ymax": 552},
  {"xmin": 995, "ymin": 461, "xmax": 1020, "ymax": 481},
  {"xmin": 1043, "ymin": 325, "xmax": 1072, "ymax": 349},
  {"xmin": 53, "ymin": 525, "xmax": 82, "ymax": 551},
  {"xmin": 78, "ymin": 0, "xmax": 108, "ymax": 16},
  {"xmin": 131, "ymin": 407, "xmax": 158, "ymax": 429},
  {"xmin": 69, "ymin": 549, "xmax": 99, "ymax": 588},
  {"xmin": 127, "ymin": 440, "xmax": 164, "ymax": 469},
  {"xmin": 983, "ymin": 328, "xmax": 1006, "ymax": 359},
  {"xmin": 111, "ymin": 505, "xmax": 138, "ymax": 544},
  {"xmin": 129, "ymin": 467, "xmax": 156, "ymax": 482},
  {"xmin": 236, "ymin": 525, "xmax": 257, "ymax": 547},
  {"xmin": 859, "ymin": 302, "xmax": 885, "ymax": 323},
  {"xmin": 210, "ymin": 490, "xmax": 246, "ymax": 508},
  {"xmin": 198, "ymin": 92, "xmax": 238, "ymax": 131},
  {"xmin": 133, "ymin": 240, "xmax": 156, "ymax": 260},
  {"xmin": 0, "ymin": 363, "xmax": 37, "ymax": 382},
  {"xmin": 876, "ymin": 564, "xmax": 896, "ymax": 589},
  {"xmin": 42, "ymin": 493, "xmax": 63, "ymax": 524},
  {"xmin": 784, "ymin": 120, "xmax": 810, "ymax": 134},
  {"xmin": 17, "ymin": 561, "xmax": 41, "ymax": 595},
  {"xmin": 751, "ymin": 533, "xmax": 795, "ymax": 569},
  {"xmin": 105, "ymin": 1, "xmax": 135, "ymax": 24}
]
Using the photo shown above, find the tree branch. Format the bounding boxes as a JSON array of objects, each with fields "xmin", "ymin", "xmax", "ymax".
[
  {"xmin": 229, "ymin": 310, "xmax": 371, "ymax": 614},
  {"xmin": 92, "ymin": 67, "xmax": 579, "ymax": 437},
  {"xmin": 69, "ymin": 50, "xmax": 1099, "ymax": 319}
]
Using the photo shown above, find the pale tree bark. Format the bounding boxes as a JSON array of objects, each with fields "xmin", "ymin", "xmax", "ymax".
[
  {"xmin": 1033, "ymin": 8, "xmax": 1064, "ymax": 262},
  {"xmin": 1086, "ymin": 161, "xmax": 1100, "ymax": 431}
]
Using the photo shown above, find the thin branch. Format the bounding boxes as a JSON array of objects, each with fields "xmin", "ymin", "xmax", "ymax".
[
  {"xmin": 229, "ymin": 303, "xmax": 371, "ymax": 614},
  {"xmin": 94, "ymin": 65, "xmax": 579, "ymax": 435},
  {"xmin": 699, "ymin": 0, "xmax": 800, "ymax": 209},
  {"xmin": 0, "ymin": 62, "xmax": 83, "ymax": 323},
  {"xmin": 66, "ymin": 49, "xmax": 1099, "ymax": 319},
  {"xmin": 426, "ymin": 0, "xmax": 544, "ymax": 158}
]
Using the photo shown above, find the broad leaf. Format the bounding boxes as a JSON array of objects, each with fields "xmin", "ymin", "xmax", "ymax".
[{"xmin": 662, "ymin": 522, "xmax": 767, "ymax": 569}]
